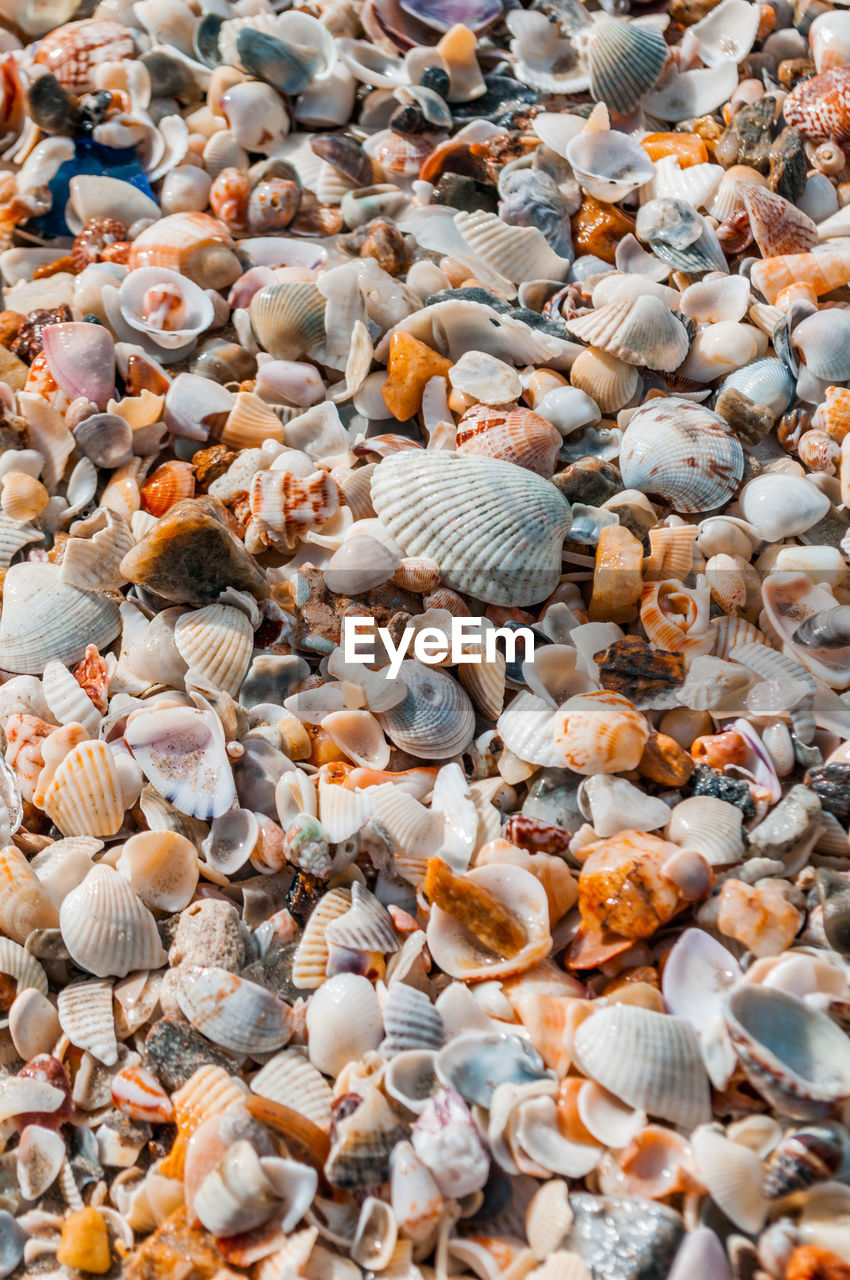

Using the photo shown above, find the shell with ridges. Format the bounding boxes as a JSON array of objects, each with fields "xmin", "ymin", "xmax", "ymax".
[
  {"xmin": 128, "ymin": 212, "xmax": 242, "ymax": 291},
  {"xmin": 568, "ymin": 347, "xmax": 639, "ymax": 414},
  {"xmin": 291, "ymin": 886, "xmax": 352, "ymax": 989},
  {"xmin": 380, "ymin": 983, "xmax": 445, "ymax": 1056},
  {"xmin": 456, "ymin": 404, "xmax": 562, "ymax": 477},
  {"xmin": 174, "ymin": 604, "xmax": 254, "ymax": 698},
  {"xmin": 378, "ymin": 660, "xmax": 475, "ymax": 761},
  {"xmin": 619, "ymin": 398, "xmax": 744, "ymax": 514},
  {"xmin": 249, "ymin": 282, "xmax": 327, "ymax": 361},
  {"xmin": 454, "ymin": 210, "xmax": 572, "ymax": 286},
  {"xmin": 0, "ymin": 845, "xmax": 59, "ymax": 943},
  {"xmin": 586, "ymin": 19, "xmax": 668, "ymax": 114},
  {"xmin": 41, "ymin": 659, "xmax": 101, "ymax": 738},
  {"xmin": 251, "ymin": 1050, "xmax": 334, "ymax": 1130},
  {"xmin": 57, "ymin": 977, "xmax": 118, "ymax": 1067},
  {"xmin": 567, "ymin": 296, "xmax": 689, "ymax": 372},
  {"xmin": 42, "ymin": 738, "xmax": 125, "ymax": 838},
  {"xmin": 59, "ymin": 863, "xmax": 166, "ymax": 978},
  {"xmin": 0, "ymin": 562, "xmax": 121, "ymax": 675},
  {"xmin": 740, "ymin": 183, "xmax": 817, "ymax": 259},
  {"xmin": 325, "ymin": 880, "xmax": 402, "ymax": 954},
  {"xmin": 177, "ymin": 966, "xmax": 293, "ymax": 1054},
  {"xmin": 0, "ymin": 935, "xmax": 48, "ymax": 996}
]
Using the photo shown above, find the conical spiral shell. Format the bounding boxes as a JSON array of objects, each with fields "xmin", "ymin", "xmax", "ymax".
[
  {"xmin": 59, "ymin": 864, "xmax": 166, "ymax": 978},
  {"xmin": 371, "ymin": 451, "xmax": 571, "ymax": 606},
  {"xmin": 619, "ymin": 397, "xmax": 743, "ymax": 513},
  {"xmin": 174, "ymin": 604, "xmax": 254, "ymax": 697},
  {"xmin": 783, "ymin": 66, "xmax": 850, "ymax": 143},
  {"xmin": 42, "ymin": 739, "xmax": 125, "ymax": 837}
]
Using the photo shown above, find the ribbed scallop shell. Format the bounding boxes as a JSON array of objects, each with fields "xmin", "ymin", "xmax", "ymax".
[
  {"xmin": 161, "ymin": 1064, "xmax": 248, "ymax": 1180},
  {"xmin": 0, "ymin": 935, "xmax": 48, "ymax": 996},
  {"xmin": 41, "ymin": 659, "xmax": 101, "ymax": 737},
  {"xmin": 177, "ymin": 966, "xmax": 293, "ymax": 1054},
  {"xmin": 783, "ymin": 66, "xmax": 850, "ymax": 143},
  {"xmin": 59, "ymin": 510, "xmax": 135, "ymax": 593},
  {"xmin": 57, "ymin": 977, "xmax": 118, "ymax": 1067},
  {"xmin": 221, "ymin": 392, "xmax": 286, "ymax": 451},
  {"xmin": 456, "ymin": 405, "xmax": 562, "ymax": 477},
  {"xmin": 568, "ymin": 347, "xmax": 639, "ymax": 413},
  {"xmin": 378, "ymin": 661, "xmax": 475, "ymax": 761},
  {"xmin": 1, "ymin": 472, "xmax": 48, "ymax": 523},
  {"xmin": 454, "ymin": 210, "xmax": 571, "ymax": 286},
  {"xmin": 34, "ymin": 19, "xmax": 135, "ymax": 90},
  {"xmin": 141, "ymin": 460, "xmax": 195, "ymax": 517},
  {"xmin": 666, "ymin": 795, "xmax": 745, "ymax": 866},
  {"xmin": 291, "ymin": 886, "xmax": 352, "ymax": 989},
  {"xmin": 567, "ymin": 297, "xmax": 689, "ymax": 373},
  {"xmin": 249, "ymin": 282, "xmax": 327, "ymax": 360},
  {"xmin": 459, "ymin": 653, "xmax": 506, "ymax": 720},
  {"xmin": 551, "ymin": 691, "xmax": 649, "ymax": 775},
  {"xmin": 174, "ymin": 604, "xmax": 254, "ymax": 698},
  {"xmin": 691, "ymin": 1126, "xmax": 768, "ymax": 1234},
  {"xmin": 586, "ymin": 19, "xmax": 668, "ymax": 114},
  {"xmin": 380, "ymin": 984, "xmax": 444, "ymax": 1056},
  {"xmin": 0, "ymin": 562, "xmax": 121, "ymax": 675},
  {"xmin": 619, "ymin": 397, "xmax": 743, "ymax": 514},
  {"xmin": 739, "ymin": 183, "xmax": 817, "ymax": 259},
  {"xmin": 573, "ymin": 1005, "xmax": 711, "ymax": 1128},
  {"xmin": 0, "ymin": 515, "xmax": 40, "ymax": 568},
  {"xmin": 251, "ymin": 1050, "xmax": 334, "ymax": 1129},
  {"xmin": 813, "ymin": 384, "xmax": 850, "ymax": 441},
  {"xmin": 42, "ymin": 739, "xmax": 124, "ymax": 838},
  {"xmin": 0, "ymin": 846, "xmax": 59, "ymax": 943},
  {"xmin": 59, "ymin": 864, "xmax": 166, "ymax": 978},
  {"xmin": 718, "ymin": 358, "xmax": 796, "ymax": 417},
  {"xmin": 325, "ymin": 881, "xmax": 402, "ymax": 954},
  {"xmin": 371, "ymin": 451, "xmax": 571, "ymax": 607}
]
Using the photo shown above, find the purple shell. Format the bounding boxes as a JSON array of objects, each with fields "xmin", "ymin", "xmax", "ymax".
[
  {"xmin": 41, "ymin": 322, "xmax": 115, "ymax": 411},
  {"xmin": 398, "ymin": 0, "xmax": 502, "ymax": 32}
]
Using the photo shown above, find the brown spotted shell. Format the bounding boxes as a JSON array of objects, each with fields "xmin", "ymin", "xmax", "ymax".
[
  {"xmin": 456, "ymin": 404, "xmax": 562, "ymax": 477},
  {"xmin": 34, "ymin": 20, "xmax": 135, "ymax": 91},
  {"xmin": 783, "ymin": 67, "xmax": 850, "ymax": 143}
]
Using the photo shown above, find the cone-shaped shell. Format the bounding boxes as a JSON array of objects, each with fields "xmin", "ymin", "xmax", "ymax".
[
  {"xmin": 57, "ymin": 977, "xmax": 118, "ymax": 1067},
  {"xmin": 619, "ymin": 398, "xmax": 743, "ymax": 513},
  {"xmin": 378, "ymin": 661, "xmax": 475, "ymax": 760},
  {"xmin": 59, "ymin": 864, "xmax": 166, "ymax": 978},
  {"xmin": 174, "ymin": 604, "xmax": 254, "ymax": 698},
  {"xmin": 573, "ymin": 1004, "xmax": 711, "ymax": 1128},
  {"xmin": 371, "ymin": 452, "xmax": 571, "ymax": 606},
  {"xmin": 42, "ymin": 739, "xmax": 125, "ymax": 837},
  {"xmin": 0, "ymin": 562, "xmax": 121, "ymax": 675},
  {"xmin": 249, "ymin": 282, "xmax": 327, "ymax": 360},
  {"xmin": 586, "ymin": 19, "xmax": 669, "ymax": 114},
  {"xmin": 751, "ymin": 249, "xmax": 850, "ymax": 304},
  {"xmin": 567, "ymin": 297, "xmax": 689, "ymax": 372},
  {"xmin": 739, "ymin": 183, "xmax": 817, "ymax": 259}
]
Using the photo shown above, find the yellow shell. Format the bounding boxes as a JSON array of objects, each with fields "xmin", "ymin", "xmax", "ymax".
[
  {"xmin": 568, "ymin": 347, "xmax": 638, "ymax": 413},
  {"xmin": 221, "ymin": 391, "xmax": 285, "ymax": 450},
  {"xmin": 0, "ymin": 845, "xmax": 59, "ymax": 943},
  {"xmin": 552, "ymin": 691, "xmax": 650, "ymax": 775},
  {"xmin": 160, "ymin": 1064, "xmax": 247, "ymax": 1180},
  {"xmin": 41, "ymin": 738, "xmax": 125, "ymax": 837},
  {"xmin": 0, "ymin": 471, "xmax": 49, "ymax": 522}
]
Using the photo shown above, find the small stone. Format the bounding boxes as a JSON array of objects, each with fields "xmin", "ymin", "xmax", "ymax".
[
  {"xmin": 717, "ymin": 878, "xmax": 801, "ymax": 956},
  {"xmin": 638, "ymin": 732, "xmax": 694, "ymax": 788},
  {"xmin": 358, "ymin": 219, "xmax": 411, "ymax": 276},
  {"xmin": 381, "ymin": 332, "xmax": 453, "ymax": 421},
  {"xmin": 10, "ymin": 304, "xmax": 72, "ymax": 364},
  {"xmin": 168, "ymin": 899, "xmax": 246, "ymax": 972},
  {"xmin": 777, "ymin": 57, "xmax": 815, "ymax": 88},
  {"xmin": 595, "ymin": 637, "xmax": 686, "ymax": 703},
  {"xmin": 553, "ymin": 458, "xmax": 622, "ymax": 506},
  {"xmin": 572, "ymin": 197, "xmax": 635, "ymax": 265},
  {"xmin": 433, "ymin": 173, "xmax": 500, "ymax": 213},
  {"xmin": 191, "ymin": 444, "xmax": 237, "ymax": 491},
  {"xmin": 804, "ymin": 762, "xmax": 850, "ymax": 819},
  {"xmin": 124, "ymin": 1207, "xmax": 225, "ymax": 1280},
  {"xmin": 143, "ymin": 1019, "xmax": 238, "ymax": 1093},
  {"xmin": 9, "ymin": 988, "xmax": 60, "ymax": 1060},
  {"xmin": 0, "ymin": 310, "xmax": 23, "ymax": 347},
  {"xmin": 601, "ymin": 490, "xmax": 658, "ymax": 540},
  {"xmin": 0, "ymin": 347, "xmax": 30, "ymax": 392},
  {"xmin": 56, "ymin": 1207, "xmax": 111, "ymax": 1275},
  {"xmin": 588, "ymin": 525, "xmax": 644, "ymax": 624},
  {"xmin": 119, "ymin": 496, "xmax": 269, "ymax": 606},
  {"xmin": 687, "ymin": 763, "xmax": 756, "ymax": 817},
  {"xmin": 769, "ymin": 125, "xmax": 807, "ymax": 203},
  {"xmin": 715, "ymin": 387, "xmax": 775, "ymax": 445},
  {"xmin": 567, "ymin": 1193, "xmax": 684, "ymax": 1280}
]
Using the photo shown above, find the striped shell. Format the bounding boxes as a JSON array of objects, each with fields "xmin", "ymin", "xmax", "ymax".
[
  {"xmin": 750, "ymin": 249, "xmax": 850, "ymax": 304},
  {"xmin": 57, "ymin": 977, "xmax": 118, "ymax": 1067},
  {"xmin": 251, "ymin": 1050, "xmax": 334, "ymax": 1129},
  {"xmin": 0, "ymin": 472, "xmax": 48, "ymax": 523},
  {"xmin": 456, "ymin": 405, "xmax": 562, "ymax": 477},
  {"xmin": 371, "ymin": 451, "xmax": 571, "ymax": 606},
  {"xmin": 41, "ymin": 659, "xmax": 101, "ymax": 737},
  {"xmin": 568, "ymin": 347, "xmax": 639, "ymax": 413},
  {"xmin": 249, "ymin": 282, "xmax": 327, "ymax": 360},
  {"xmin": 161, "ymin": 1064, "xmax": 247, "ymax": 1180},
  {"xmin": 813, "ymin": 385, "xmax": 850, "ymax": 441},
  {"xmin": 0, "ymin": 846, "xmax": 59, "ymax": 943},
  {"xmin": 380, "ymin": 984, "xmax": 444, "ymax": 1056},
  {"xmin": 221, "ymin": 392, "xmax": 285, "ymax": 451},
  {"xmin": 59, "ymin": 510, "xmax": 135, "ymax": 594},
  {"xmin": 34, "ymin": 19, "xmax": 135, "ymax": 90},
  {"xmin": 291, "ymin": 886, "xmax": 352, "ymax": 989},
  {"xmin": 454, "ymin": 210, "xmax": 572, "ymax": 286},
  {"xmin": 128, "ymin": 213, "xmax": 242, "ymax": 291},
  {"xmin": 619, "ymin": 397, "xmax": 743, "ymax": 513},
  {"xmin": 250, "ymin": 469, "xmax": 339, "ymax": 548},
  {"xmin": 59, "ymin": 864, "xmax": 166, "ymax": 978},
  {"xmin": 0, "ymin": 562, "xmax": 121, "ymax": 675},
  {"xmin": 41, "ymin": 739, "xmax": 125, "ymax": 838},
  {"xmin": 586, "ymin": 19, "xmax": 669, "ymax": 114},
  {"xmin": 784, "ymin": 67, "xmax": 850, "ymax": 143},
  {"xmin": 0, "ymin": 935, "xmax": 48, "ymax": 996},
  {"xmin": 325, "ymin": 881, "xmax": 402, "ymax": 954},
  {"xmin": 177, "ymin": 966, "xmax": 294, "ymax": 1054},
  {"xmin": 567, "ymin": 296, "xmax": 689, "ymax": 372},
  {"xmin": 378, "ymin": 661, "xmax": 475, "ymax": 760},
  {"xmin": 140, "ymin": 460, "xmax": 195, "ymax": 517},
  {"xmin": 174, "ymin": 604, "xmax": 254, "ymax": 697},
  {"xmin": 739, "ymin": 183, "xmax": 817, "ymax": 259},
  {"xmin": 552, "ymin": 690, "xmax": 650, "ymax": 775}
]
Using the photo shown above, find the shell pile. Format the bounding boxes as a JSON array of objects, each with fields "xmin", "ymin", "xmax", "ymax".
[{"xmin": 7, "ymin": 0, "xmax": 850, "ymax": 1279}]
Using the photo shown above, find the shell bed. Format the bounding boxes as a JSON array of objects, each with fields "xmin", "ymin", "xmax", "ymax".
[{"xmin": 5, "ymin": 0, "xmax": 850, "ymax": 1279}]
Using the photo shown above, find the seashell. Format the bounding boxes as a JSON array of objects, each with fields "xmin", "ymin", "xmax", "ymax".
[
  {"xmin": 16, "ymin": 1125, "xmax": 65, "ymax": 1201},
  {"xmin": 380, "ymin": 983, "xmax": 444, "ymax": 1056},
  {"xmin": 792, "ymin": 309, "xmax": 850, "ymax": 382},
  {"xmin": 507, "ymin": 10, "xmax": 589, "ymax": 95},
  {"xmin": 762, "ymin": 573, "xmax": 850, "ymax": 690},
  {"xmin": 567, "ymin": 296, "xmax": 689, "ymax": 373},
  {"xmin": 0, "ymin": 561, "xmax": 121, "ymax": 676},
  {"xmin": 0, "ymin": 1073, "xmax": 66, "ymax": 1126},
  {"xmin": 42, "ymin": 738, "xmax": 125, "ymax": 838},
  {"xmin": 718, "ymin": 358, "xmax": 796, "ymax": 418},
  {"xmin": 140, "ymin": 460, "xmax": 195, "ymax": 519},
  {"xmin": 117, "ymin": 267, "xmax": 215, "ymax": 352},
  {"xmin": 0, "ymin": 471, "xmax": 47, "ymax": 523},
  {"xmin": 636, "ymin": 198, "xmax": 727, "ymax": 276},
  {"xmin": 124, "ymin": 702, "xmax": 235, "ymax": 820},
  {"xmin": 456, "ymin": 404, "xmax": 562, "ymax": 477},
  {"xmin": 250, "ymin": 469, "xmax": 339, "ymax": 549},
  {"xmin": 568, "ymin": 347, "xmax": 639, "ymax": 414},
  {"xmin": 453, "ymin": 210, "xmax": 572, "ymax": 286},
  {"xmin": 0, "ymin": 935, "xmax": 48, "ymax": 998},
  {"xmin": 41, "ymin": 659, "xmax": 100, "ymax": 737},
  {"xmin": 650, "ymin": 156, "xmax": 724, "ymax": 212},
  {"xmin": 235, "ymin": 27, "xmax": 324, "ymax": 96},
  {"xmin": 325, "ymin": 881, "xmax": 401, "ymax": 954},
  {"xmin": 378, "ymin": 661, "xmax": 475, "ymax": 761},
  {"xmin": 680, "ymin": 275, "xmax": 751, "ymax": 324},
  {"xmin": 128, "ymin": 213, "xmax": 242, "ymax": 291},
  {"xmin": 173, "ymin": 604, "xmax": 254, "ymax": 699},
  {"xmin": 738, "ymin": 475, "xmax": 829, "ymax": 542},
  {"xmin": 644, "ymin": 60, "xmax": 739, "ymax": 121},
  {"xmin": 573, "ymin": 1004, "xmax": 711, "ymax": 1129},
  {"xmin": 249, "ymin": 282, "xmax": 327, "ymax": 361},
  {"xmin": 692, "ymin": 1126, "xmax": 768, "ymax": 1233},
  {"xmin": 41, "ymin": 321, "xmax": 114, "ymax": 410},
  {"xmin": 384, "ymin": 1048, "xmax": 440, "ymax": 1114},
  {"xmin": 725, "ymin": 983, "xmax": 850, "ymax": 1118},
  {"xmin": 178, "ymin": 967, "xmax": 293, "ymax": 1055},
  {"xmin": 427, "ymin": 862, "xmax": 552, "ymax": 981},
  {"xmin": 352, "ymin": 1196, "xmax": 397, "ymax": 1272},
  {"xmin": 0, "ymin": 846, "xmax": 59, "ymax": 944},
  {"xmin": 585, "ymin": 19, "xmax": 668, "ymax": 114},
  {"xmin": 763, "ymin": 1122, "xmax": 850, "ymax": 1198},
  {"xmin": 118, "ymin": 829, "xmax": 198, "ymax": 913},
  {"xmin": 34, "ymin": 19, "xmax": 135, "ymax": 91},
  {"xmin": 751, "ymin": 248, "xmax": 850, "ymax": 304},
  {"xmin": 619, "ymin": 398, "xmax": 743, "ymax": 514},
  {"xmin": 666, "ymin": 796, "xmax": 745, "ymax": 867},
  {"xmin": 306, "ymin": 973, "xmax": 383, "ymax": 1076},
  {"xmin": 436, "ymin": 1030, "xmax": 553, "ymax": 1108},
  {"xmin": 57, "ymin": 977, "xmax": 118, "ymax": 1067},
  {"xmin": 60, "ymin": 864, "xmax": 165, "ymax": 978},
  {"xmin": 551, "ymin": 691, "xmax": 649, "ymax": 775},
  {"xmin": 193, "ymin": 1139, "xmax": 317, "ymax": 1238},
  {"xmin": 784, "ymin": 67, "xmax": 850, "ymax": 144},
  {"xmin": 565, "ymin": 131, "xmax": 655, "ymax": 205},
  {"xmin": 251, "ymin": 1050, "xmax": 334, "ymax": 1130},
  {"xmin": 740, "ymin": 183, "xmax": 817, "ymax": 259},
  {"xmin": 291, "ymin": 887, "xmax": 352, "ymax": 989}
]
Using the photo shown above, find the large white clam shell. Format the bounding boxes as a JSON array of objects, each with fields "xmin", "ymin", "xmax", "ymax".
[
  {"xmin": 0, "ymin": 562, "xmax": 121, "ymax": 675},
  {"xmin": 59, "ymin": 864, "xmax": 166, "ymax": 978},
  {"xmin": 124, "ymin": 702, "xmax": 235, "ymax": 820}
]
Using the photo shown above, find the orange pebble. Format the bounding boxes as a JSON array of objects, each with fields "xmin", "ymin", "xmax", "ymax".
[
  {"xmin": 381, "ymin": 332, "xmax": 453, "ymax": 421},
  {"xmin": 757, "ymin": 2, "xmax": 776, "ymax": 39},
  {"xmin": 690, "ymin": 730, "xmax": 748, "ymax": 768},
  {"xmin": 786, "ymin": 1245, "xmax": 850, "ymax": 1280},
  {"xmin": 641, "ymin": 132, "xmax": 709, "ymax": 167},
  {"xmin": 56, "ymin": 1208, "xmax": 111, "ymax": 1274},
  {"xmin": 572, "ymin": 196, "xmax": 635, "ymax": 264}
]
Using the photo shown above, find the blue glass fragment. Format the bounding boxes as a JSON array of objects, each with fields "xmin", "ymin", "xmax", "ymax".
[{"xmin": 34, "ymin": 138, "xmax": 156, "ymax": 239}]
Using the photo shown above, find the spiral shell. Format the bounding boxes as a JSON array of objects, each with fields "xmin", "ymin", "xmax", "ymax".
[
  {"xmin": 619, "ymin": 398, "xmax": 744, "ymax": 513},
  {"xmin": 783, "ymin": 66, "xmax": 850, "ymax": 143},
  {"xmin": 128, "ymin": 213, "xmax": 242, "ymax": 291}
]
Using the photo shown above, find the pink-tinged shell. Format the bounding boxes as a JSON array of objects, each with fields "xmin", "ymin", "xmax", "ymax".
[
  {"xmin": 249, "ymin": 469, "xmax": 339, "ymax": 549},
  {"xmin": 4, "ymin": 713, "xmax": 52, "ymax": 804},
  {"xmin": 739, "ymin": 183, "xmax": 817, "ymax": 258},
  {"xmin": 456, "ymin": 404, "xmax": 562, "ymax": 477},
  {"xmin": 111, "ymin": 1064, "xmax": 173, "ymax": 1123},
  {"xmin": 784, "ymin": 66, "xmax": 850, "ymax": 143},
  {"xmin": 364, "ymin": 128, "xmax": 434, "ymax": 176},
  {"xmin": 34, "ymin": 20, "xmax": 135, "ymax": 91},
  {"xmin": 41, "ymin": 323, "xmax": 115, "ymax": 411},
  {"xmin": 813, "ymin": 385, "xmax": 850, "ymax": 441},
  {"xmin": 128, "ymin": 213, "xmax": 242, "ymax": 290},
  {"xmin": 751, "ymin": 248, "xmax": 850, "ymax": 304},
  {"xmin": 209, "ymin": 167, "xmax": 251, "ymax": 232},
  {"xmin": 551, "ymin": 691, "xmax": 650, "ymax": 775}
]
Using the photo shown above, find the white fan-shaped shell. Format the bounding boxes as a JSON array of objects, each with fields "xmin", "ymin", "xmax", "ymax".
[
  {"xmin": 291, "ymin": 886, "xmax": 352, "ymax": 989},
  {"xmin": 251, "ymin": 1049, "xmax": 334, "ymax": 1129},
  {"xmin": 454, "ymin": 210, "xmax": 572, "ymax": 285},
  {"xmin": 572, "ymin": 1004, "xmax": 712, "ymax": 1129},
  {"xmin": 0, "ymin": 935, "xmax": 48, "ymax": 996},
  {"xmin": 59, "ymin": 864, "xmax": 166, "ymax": 978},
  {"xmin": 177, "ymin": 966, "xmax": 293, "ymax": 1054},
  {"xmin": 42, "ymin": 739, "xmax": 125, "ymax": 837},
  {"xmin": 371, "ymin": 451, "xmax": 571, "ymax": 607},
  {"xmin": 305, "ymin": 972, "xmax": 383, "ymax": 1076},
  {"xmin": 567, "ymin": 296, "xmax": 689, "ymax": 372},
  {"xmin": 666, "ymin": 796, "xmax": 745, "ymax": 866},
  {"xmin": 378, "ymin": 661, "xmax": 475, "ymax": 761},
  {"xmin": 57, "ymin": 977, "xmax": 118, "ymax": 1066},
  {"xmin": 0, "ymin": 562, "xmax": 121, "ymax": 674},
  {"xmin": 325, "ymin": 881, "xmax": 402, "ymax": 954},
  {"xmin": 691, "ymin": 1125, "xmax": 768, "ymax": 1233},
  {"xmin": 619, "ymin": 397, "xmax": 744, "ymax": 514},
  {"xmin": 380, "ymin": 983, "xmax": 445, "ymax": 1055},
  {"xmin": 174, "ymin": 604, "xmax": 254, "ymax": 698}
]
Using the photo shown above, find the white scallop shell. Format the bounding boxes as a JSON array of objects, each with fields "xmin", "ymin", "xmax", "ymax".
[
  {"xmin": 325, "ymin": 881, "xmax": 402, "ymax": 954},
  {"xmin": 567, "ymin": 296, "xmax": 689, "ymax": 372},
  {"xmin": 291, "ymin": 886, "xmax": 352, "ymax": 989},
  {"xmin": 177, "ymin": 966, "xmax": 294, "ymax": 1055},
  {"xmin": 691, "ymin": 1125, "xmax": 768, "ymax": 1233},
  {"xmin": 619, "ymin": 397, "xmax": 744, "ymax": 514},
  {"xmin": 0, "ymin": 935, "xmax": 49, "ymax": 997},
  {"xmin": 380, "ymin": 983, "xmax": 445, "ymax": 1056},
  {"xmin": 0, "ymin": 561, "xmax": 121, "ymax": 675},
  {"xmin": 251, "ymin": 1049, "xmax": 334, "ymax": 1129},
  {"xmin": 454, "ymin": 210, "xmax": 572, "ymax": 285},
  {"xmin": 42, "ymin": 738, "xmax": 125, "ymax": 837},
  {"xmin": 378, "ymin": 661, "xmax": 475, "ymax": 761},
  {"xmin": 57, "ymin": 977, "xmax": 118, "ymax": 1066},
  {"xmin": 666, "ymin": 796, "xmax": 746, "ymax": 867},
  {"xmin": 59, "ymin": 864, "xmax": 166, "ymax": 978},
  {"xmin": 174, "ymin": 604, "xmax": 254, "ymax": 698}
]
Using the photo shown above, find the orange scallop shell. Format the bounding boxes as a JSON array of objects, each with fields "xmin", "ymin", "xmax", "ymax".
[
  {"xmin": 140, "ymin": 460, "xmax": 196, "ymax": 518},
  {"xmin": 456, "ymin": 404, "xmax": 562, "ymax": 477}
]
